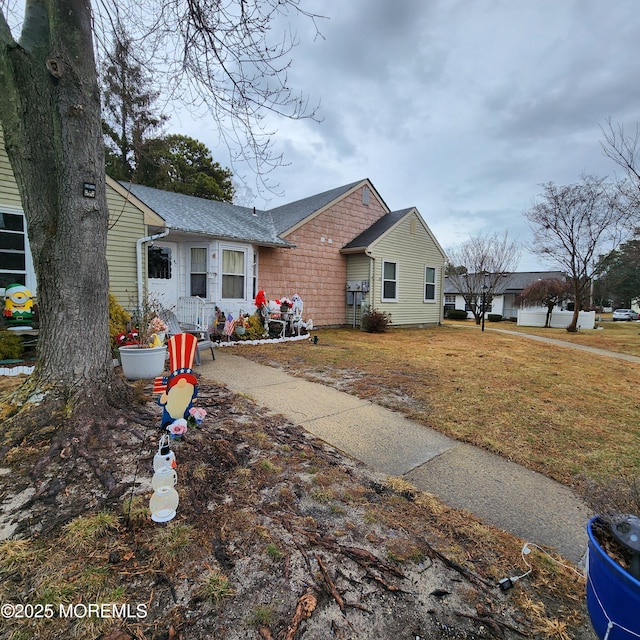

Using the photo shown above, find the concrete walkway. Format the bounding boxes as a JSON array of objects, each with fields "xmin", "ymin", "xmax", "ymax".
[
  {"xmin": 487, "ymin": 326, "xmax": 640, "ymax": 363},
  {"xmin": 198, "ymin": 348, "xmax": 592, "ymax": 564}
]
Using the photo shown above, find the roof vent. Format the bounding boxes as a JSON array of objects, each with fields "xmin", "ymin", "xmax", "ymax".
[{"xmin": 362, "ymin": 186, "xmax": 370, "ymax": 206}]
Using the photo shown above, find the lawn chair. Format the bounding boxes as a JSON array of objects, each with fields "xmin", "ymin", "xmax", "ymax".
[
  {"xmin": 159, "ymin": 308, "xmax": 215, "ymax": 365},
  {"xmin": 177, "ymin": 296, "xmax": 211, "ymax": 331}
]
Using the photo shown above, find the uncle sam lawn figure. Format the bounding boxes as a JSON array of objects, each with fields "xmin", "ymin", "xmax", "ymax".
[{"xmin": 154, "ymin": 333, "xmax": 199, "ymax": 429}]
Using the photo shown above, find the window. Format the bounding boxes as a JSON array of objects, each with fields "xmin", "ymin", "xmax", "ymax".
[
  {"xmin": 148, "ymin": 246, "xmax": 171, "ymax": 279},
  {"xmin": 252, "ymin": 254, "xmax": 258, "ymax": 300},
  {"xmin": 0, "ymin": 211, "xmax": 27, "ymax": 290},
  {"xmin": 382, "ymin": 261, "xmax": 397, "ymax": 301},
  {"xmin": 424, "ymin": 267, "xmax": 436, "ymax": 301},
  {"xmin": 190, "ymin": 247, "xmax": 207, "ymax": 298},
  {"xmin": 222, "ymin": 249, "xmax": 245, "ymax": 299}
]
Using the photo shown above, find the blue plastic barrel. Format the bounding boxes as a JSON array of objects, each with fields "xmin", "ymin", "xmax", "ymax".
[{"xmin": 586, "ymin": 516, "xmax": 640, "ymax": 640}]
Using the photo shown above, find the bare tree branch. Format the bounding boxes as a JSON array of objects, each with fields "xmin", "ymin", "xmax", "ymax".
[
  {"xmin": 524, "ymin": 175, "xmax": 630, "ymax": 331},
  {"xmin": 92, "ymin": 1, "xmax": 324, "ymax": 195},
  {"xmin": 446, "ymin": 232, "xmax": 520, "ymax": 324},
  {"xmin": 600, "ymin": 118, "xmax": 640, "ymax": 222}
]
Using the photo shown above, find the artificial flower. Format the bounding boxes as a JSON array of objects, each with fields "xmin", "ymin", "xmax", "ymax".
[
  {"xmin": 167, "ymin": 418, "xmax": 188, "ymax": 436},
  {"xmin": 189, "ymin": 407, "xmax": 207, "ymax": 424},
  {"xmin": 149, "ymin": 316, "xmax": 168, "ymax": 333}
]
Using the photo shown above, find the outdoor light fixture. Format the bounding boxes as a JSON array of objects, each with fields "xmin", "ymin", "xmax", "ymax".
[
  {"xmin": 82, "ymin": 182, "xmax": 96, "ymax": 198},
  {"xmin": 481, "ymin": 283, "xmax": 488, "ymax": 332},
  {"xmin": 481, "ymin": 271, "xmax": 489, "ymax": 332}
]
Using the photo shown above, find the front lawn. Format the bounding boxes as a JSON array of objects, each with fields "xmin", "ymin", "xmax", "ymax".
[{"xmin": 238, "ymin": 324, "xmax": 640, "ymax": 491}]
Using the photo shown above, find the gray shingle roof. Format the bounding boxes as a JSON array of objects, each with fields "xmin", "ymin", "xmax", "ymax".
[
  {"xmin": 268, "ymin": 180, "xmax": 365, "ymax": 235},
  {"xmin": 444, "ymin": 271, "xmax": 567, "ymax": 294},
  {"xmin": 122, "ymin": 183, "xmax": 290, "ymax": 247},
  {"xmin": 342, "ymin": 208, "xmax": 414, "ymax": 250},
  {"xmin": 497, "ymin": 271, "xmax": 566, "ymax": 293}
]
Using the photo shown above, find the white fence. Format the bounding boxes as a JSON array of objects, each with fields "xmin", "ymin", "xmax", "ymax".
[{"xmin": 517, "ymin": 309, "xmax": 596, "ymax": 329}]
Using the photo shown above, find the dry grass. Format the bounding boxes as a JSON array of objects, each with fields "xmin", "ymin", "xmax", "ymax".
[
  {"xmin": 0, "ymin": 376, "xmax": 594, "ymax": 638},
  {"xmin": 485, "ymin": 316, "xmax": 640, "ymax": 357},
  {"xmin": 238, "ymin": 323, "xmax": 640, "ymax": 488}
]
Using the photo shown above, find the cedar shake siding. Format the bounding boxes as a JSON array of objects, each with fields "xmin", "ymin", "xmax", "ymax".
[{"xmin": 258, "ymin": 184, "xmax": 388, "ymax": 326}]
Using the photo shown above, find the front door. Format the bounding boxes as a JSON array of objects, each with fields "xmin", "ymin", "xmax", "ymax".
[{"xmin": 147, "ymin": 241, "xmax": 178, "ymax": 310}]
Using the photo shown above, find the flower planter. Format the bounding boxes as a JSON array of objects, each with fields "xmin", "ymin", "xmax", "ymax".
[
  {"xmin": 586, "ymin": 516, "xmax": 640, "ymax": 640},
  {"xmin": 119, "ymin": 345, "xmax": 167, "ymax": 380}
]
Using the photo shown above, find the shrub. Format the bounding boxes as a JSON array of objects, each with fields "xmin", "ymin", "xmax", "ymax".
[
  {"xmin": 361, "ymin": 308, "xmax": 391, "ymax": 333},
  {"xmin": 109, "ymin": 292, "xmax": 131, "ymax": 351},
  {"xmin": 0, "ymin": 329, "xmax": 24, "ymax": 360},
  {"xmin": 446, "ymin": 309, "xmax": 468, "ymax": 320},
  {"xmin": 238, "ymin": 311, "xmax": 265, "ymax": 340},
  {"xmin": 487, "ymin": 314, "xmax": 503, "ymax": 322}
]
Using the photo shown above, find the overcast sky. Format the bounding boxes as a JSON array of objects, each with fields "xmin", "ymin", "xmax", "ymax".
[{"xmin": 173, "ymin": 0, "xmax": 640, "ymax": 271}]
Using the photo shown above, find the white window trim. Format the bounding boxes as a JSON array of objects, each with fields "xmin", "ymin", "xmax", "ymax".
[
  {"xmin": 220, "ymin": 244, "xmax": 248, "ymax": 301},
  {"xmin": 381, "ymin": 260, "xmax": 398, "ymax": 302},
  {"xmin": 0, "ymin": 205, "xmax": 36, "ymax": 296},
  {"xmin": 187, "ymin": 244, "xmax": 209, "ymax": 299},
  {"xmin": 424, "ymin": 266, "xmax": 437, "ymax": 303}
]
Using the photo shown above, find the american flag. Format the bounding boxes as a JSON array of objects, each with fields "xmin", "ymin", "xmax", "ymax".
[{"xmin": 223, "ymin": 313, "xmax": 235, "ymax": 337}]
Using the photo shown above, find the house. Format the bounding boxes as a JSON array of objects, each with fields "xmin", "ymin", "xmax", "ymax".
[
  {"xmin": 444, "ymin": 271, "xmax": 567, "ymax": 320},
  {"xmin": 0, "ymin": 128, "xmax": 164, "ymax": 305},
  {"xmin": 0, "ymin": 133, "xmax": 33, "ymax": 293},
  {"xmin": 1, "ymin": 131, "xmax": 447, "ymax": 328},
  {"xmin": 257, "ymin": 181, "xmax": 446, "ymax": 326}
]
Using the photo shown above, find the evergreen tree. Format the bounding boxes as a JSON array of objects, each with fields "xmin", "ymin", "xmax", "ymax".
[
  {"xmin": 138, "ymin": 134, "xmax": 235, "ymax": 201},
  {"xmin": 101, "ymin": 28, "xmax": 166, "ymax": 180},
  {"xmin": 595, "ymin": 238, "xmax": 640, "ymax": 308}
]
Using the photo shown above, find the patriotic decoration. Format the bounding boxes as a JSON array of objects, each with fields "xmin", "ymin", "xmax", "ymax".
[
  {"xmin": 150, "ymin": 332, "xmax": 207, "ymax": 524},
  {"xmin": 223, "ymin": 313, "xmax": 235, "ymax": 337},
  {"xmin": 156, "ymin": 333, "xmax": 199, "ymax": 428}
]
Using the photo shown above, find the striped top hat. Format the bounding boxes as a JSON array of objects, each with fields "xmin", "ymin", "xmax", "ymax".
[{"xmin": 153, "ymin": 333, "xmax": 199, "ymax": 394}]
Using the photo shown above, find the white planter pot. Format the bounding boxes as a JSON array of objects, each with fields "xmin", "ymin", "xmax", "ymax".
[{"xmin": 119, "ymin": 345, "xmax": 167, "ymax": 380}]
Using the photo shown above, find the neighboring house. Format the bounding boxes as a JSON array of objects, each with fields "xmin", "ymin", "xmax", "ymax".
[
  {"xmin": 0, "ymin": 131, "xmax": 161, "ymax": 307},
  {"xmin": 115, "ymin": 181, "xmax": 291, "ymax": 318},
  {"xmin": 259, "ymin": 180, "xmax": 446, "ymax": 326},
  {"xmin": 1, "ymin": 131, "xmax": 446, "ymax": 327},
  {"xmin": 444, "ymin": 271, "xmax": 567, "ymax": 320},
  {"xmin": 0, "ymin": 134, "xmax": 35, "ymax": 294},
  {"xmin": 341, "ymin": 206, "xmax": 446, "ymax": 327}
]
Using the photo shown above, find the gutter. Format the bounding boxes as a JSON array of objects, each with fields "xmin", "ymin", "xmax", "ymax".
[{"xmin": 136, "ymin": 227, "xmax": 170, "ymax": 310}]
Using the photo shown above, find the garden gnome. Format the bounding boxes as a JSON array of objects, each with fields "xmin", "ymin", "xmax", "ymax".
[
  {"xmin": 3, "ymin": 283, "xmax": 34, "ymax": 327},
  {"xmin": 154, "ymin": 333, "xmax": 199, "ymax": 428}
]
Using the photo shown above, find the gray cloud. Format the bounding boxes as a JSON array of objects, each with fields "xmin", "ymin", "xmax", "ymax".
[{"xmin": 181, "ymin": 0, "xmax": 640, "ymax": 271}]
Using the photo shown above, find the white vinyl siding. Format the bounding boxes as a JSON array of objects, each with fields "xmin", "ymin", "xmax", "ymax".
[{"xmin": 369, "ymin": 211, "xmax": 445, "ymax": 325}]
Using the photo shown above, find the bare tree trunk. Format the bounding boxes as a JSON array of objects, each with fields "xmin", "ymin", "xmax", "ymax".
[
  {"xmin": 0, "ymin": 1, "xmax": 118, "ymax": 405},
  {"xmin": 567, "ymin": 304, "xmax": 580, "ymax": 333}
]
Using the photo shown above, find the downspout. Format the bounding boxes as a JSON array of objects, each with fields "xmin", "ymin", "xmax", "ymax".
[
  {"xmin": 136, "ymin": 227, "xmax": 170, "ymax": 310},
  {"xmin": 365, "ymin": 248, "xmax": 374, "ymax": 324}
]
